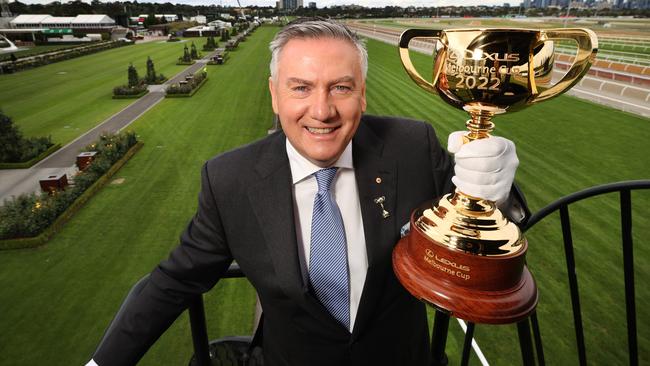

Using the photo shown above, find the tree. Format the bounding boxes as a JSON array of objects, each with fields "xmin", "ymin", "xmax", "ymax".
[
  {"xmin": 146, "ymin": 56, "xmax": 156, "ymax": 83},
  {"xmin": 220, "ymin": 28, "xmax": 230, "ymax": 41},
  {"xmin": 190, "ymin": 42, "xmax": 199, "ymax": 59},
  {"xmin": 128, "ymin": 63, "xmax": 139, "ymax": 87},
  {"xmin": 0, "ymin": 110, "xmax": 23, "ymax": 162},
  {"xmin": 144, "ymin": 13, "xmax": 158, "ymax": 28},
  {"xmin": 203, "ymin": 36, "xmax": 218, "ymax": 51},
  {"xmin": 181, "ymin": 44, "xmax": 191, "ymax": 62}
]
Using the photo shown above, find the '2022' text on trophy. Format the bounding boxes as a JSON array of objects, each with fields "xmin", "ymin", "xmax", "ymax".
[{"xmin": 392, "ymin": 28, "xmax": 598, "ymax": 324}]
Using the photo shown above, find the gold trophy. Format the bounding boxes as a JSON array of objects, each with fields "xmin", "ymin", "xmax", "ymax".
[{"xmin": 392, "ymin": 28, "xmax": 597, "ymax": 324}]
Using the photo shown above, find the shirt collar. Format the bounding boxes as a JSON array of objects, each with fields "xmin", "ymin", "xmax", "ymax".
[{"xmin": 286, "ymin": 138, "xmax": 354, "ymax": 185}]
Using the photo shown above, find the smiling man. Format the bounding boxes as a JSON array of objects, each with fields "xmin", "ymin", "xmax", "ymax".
[{"xmin": 88, "ymin": 18, "xmax": 525, "ymax": 366}]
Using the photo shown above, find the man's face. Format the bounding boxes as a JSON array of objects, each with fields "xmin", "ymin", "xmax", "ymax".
[{"xmin": 269, "ymin": 37, "xmax": 367, "ymax": 167}]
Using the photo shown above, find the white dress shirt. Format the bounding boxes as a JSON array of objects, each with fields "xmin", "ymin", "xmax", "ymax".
[{"xmin": 286, "ymin": 139, "xmax": 368, "ymax": 332}]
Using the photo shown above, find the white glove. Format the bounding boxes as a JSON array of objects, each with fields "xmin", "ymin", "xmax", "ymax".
[{"xmin": 447, "ymin": 131, "xmax": 519, "ymax": 205}]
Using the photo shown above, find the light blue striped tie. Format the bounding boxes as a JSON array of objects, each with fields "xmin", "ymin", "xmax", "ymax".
[{"xmin": 309, "ymin": 167, "xmax": 350, "ymax": 329}]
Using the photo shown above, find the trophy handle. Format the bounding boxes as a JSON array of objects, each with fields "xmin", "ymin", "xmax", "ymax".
[
  {"xmin": 399, "ymin": 29, "xmax": 444, "ymax": 95},
  {"xmin": 530, "ymin": 28, "xmax": 598, "ymax": 103}
]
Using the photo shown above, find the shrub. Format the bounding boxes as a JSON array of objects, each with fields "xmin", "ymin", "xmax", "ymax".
[
  {"xmin": 0, "ymin": 111, "xmax": 53, "ymax": 163},
  {"xmin": 202, "ymin": 36, "xmax": 218, "ymax": 51},
  {"xmin": 0, "ymin": 131, "xmax": 138, "ymax": 240},
  {"xmin": 128, "ymin": 63, "xmax": 139, "ymax": 87},
  {"xmin": 113, "ymin": 83, "xmax": 147, "ymax": 96},
  {"xmin": 145, "ymin": 57, "xmax": 166, "ymax": 84},
  {"xmin": 190, "ymin": 42, "xmax": 200, "ymax": 59},
  {"xmin": 179, "ymin": 44, "xmax": 192, "ymax": 63},
  {"xmin": 220, "ymin": 29, "xmax": 230, "ymax": 42},
  {"xmin": 0, "ymin": 41, "xmax": 131, "ymax": 74},
  {"xmin": 166, "ymin": 69, "xmax": 207, "ymax": 96}
]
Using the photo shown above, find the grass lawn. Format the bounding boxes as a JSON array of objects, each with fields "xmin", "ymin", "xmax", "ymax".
[
  {"xmin": 0, "ymin": 26, "xmax": 648, "ymax": 366},
  {"xmin": 0, "ymin": 39, "xmax": 201, "ymax": 146},
  {"xmin": 0, "ymin": 28, "xmax": 272, "ymax": 366}
]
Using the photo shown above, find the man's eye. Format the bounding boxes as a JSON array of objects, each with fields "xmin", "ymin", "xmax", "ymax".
[
  {"xmin": 292, "ymin": 86, "xmax": 308, "ymax": 92},
  {"xmin": 333, "ymin": 85, "xmax": 352, "ymax": 93}
]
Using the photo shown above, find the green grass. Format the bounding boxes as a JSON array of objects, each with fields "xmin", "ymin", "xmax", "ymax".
[
  {"xmin": 0, "ymin": 40, "xmax": 199, "ymax": 146},
  {"xmin": 0, "ymin": 27, "xmax": 648, "ymax": 366},
  {"xmin": 0, "ymin": 28, "xmax": 272, "ymax": 366},
  {"xmin": 364, "ymin": 37, "xmax": 650, "ymax": 365}
]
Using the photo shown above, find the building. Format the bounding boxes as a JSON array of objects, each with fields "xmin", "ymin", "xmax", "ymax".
[
  {"xmin": 207, "ymin": 20, "xmax": 232, "ymax": 29},
  {"xmin": 309, "ymin": 2, "xmax": 317, "ymax": 8},
  {"xmin": 137, "ymin": 14, "xmax": 178, "ymax": 22},
  {"xmin": 4, "ymin": 14, "xmax": 120, "ymax": 43},
  {"xmin": 281, "ymin": 0, "xmax": 303, "ymax": 10},
  {"xmin": 190, "ymin": 15, "xmax": 207, "ymax": 24},
  {"xmin": 10, "ymin": 14, "xmax": 115, "ymax": 29}
]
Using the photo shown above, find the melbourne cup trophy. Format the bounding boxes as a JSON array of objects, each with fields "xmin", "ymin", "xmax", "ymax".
[{"xmin": 392, "ymin": 28, "xmax": 598, "ymax": 324}]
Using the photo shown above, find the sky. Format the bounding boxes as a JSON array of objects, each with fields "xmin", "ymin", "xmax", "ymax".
[{"xmin": 15, "ymin": 0, "xmax": 515, "ymax": 7}]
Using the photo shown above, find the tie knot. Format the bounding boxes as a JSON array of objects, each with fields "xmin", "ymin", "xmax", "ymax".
[{"xmin": 314, "ymin": 167, "xmax": 338, "ymax": 193}]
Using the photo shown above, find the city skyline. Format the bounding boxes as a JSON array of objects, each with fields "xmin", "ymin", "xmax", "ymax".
[{"xmin": 11, "ymin": 0, "xmax": 544, "ymax": 7}]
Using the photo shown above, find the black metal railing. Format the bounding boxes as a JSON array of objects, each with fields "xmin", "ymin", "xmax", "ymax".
[
  {"xmin": 188, "ymin": 263, "xmax": 246, "ymax": 366},
  {"xmin": 520, "ymin": 179, "xmax": 650, "ymax": 366},
  {"xmin": 100, "ymin": 180, "xmax": 650, "ymax": 366},
  {"xmin": 430, "ymin": 179, "xmax": 650, "ymax": 366}
]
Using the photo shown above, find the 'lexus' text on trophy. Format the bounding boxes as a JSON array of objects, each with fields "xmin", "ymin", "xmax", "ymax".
[{"xmin": 392, "ymin": 28, "xmax": 598, "ymax": 324}]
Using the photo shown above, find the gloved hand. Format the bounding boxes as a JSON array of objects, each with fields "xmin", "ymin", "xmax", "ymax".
[{"xmin": 447, "ymin": 131, "xmax": 519, "ymax": 205}]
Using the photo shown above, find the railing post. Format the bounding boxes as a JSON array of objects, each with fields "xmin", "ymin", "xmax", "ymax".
[
  {"xmin": 188, "ymin": 295, "xmax": 211, "ymax": 366},
  {"xmin": 430, "ymin": 309, "xmax": 450, "ymax": 366},
  {"xmin": 620, "ymin": 189, "xmax": 638, "ymax": 366}
]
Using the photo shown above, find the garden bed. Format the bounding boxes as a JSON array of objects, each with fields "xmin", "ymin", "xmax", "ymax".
[
  {"xmin": 0, "ymin": 133, "xmax": 141, "ymax": 249},
  {"xmin": 165, "ymin": 70, "xmax": 207, "ymax": 98},
  {"xmin": 112, "ymin": 89, "xmax": 149, "ymax": 99}
]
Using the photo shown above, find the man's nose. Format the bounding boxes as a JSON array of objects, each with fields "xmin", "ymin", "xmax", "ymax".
[{"xmin": 310, "ymin": 89, "xmax": 335, "ymax": 122}]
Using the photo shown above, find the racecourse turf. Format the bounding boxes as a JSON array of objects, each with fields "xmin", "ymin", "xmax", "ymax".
[
  {"xmin": 0, "ymin": 38, "xmax": 208, "ymax": 146},
  {"xmin": 0, "ymin": 26, "xmax": 648, "ymax": 365},
  {"xmin": 0, "ymin": 31, "xmax": 270, "ymax": 365}
]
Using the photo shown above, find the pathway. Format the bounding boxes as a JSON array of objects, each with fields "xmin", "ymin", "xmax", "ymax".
[{"xmin": 0, "ymin": 47, "xmax": 223, "ymax": 204}]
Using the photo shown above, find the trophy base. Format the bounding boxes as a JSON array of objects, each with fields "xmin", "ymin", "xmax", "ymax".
[{"xmin": 393, "ymin": 200, "xmax": 538, "ymax": 324}]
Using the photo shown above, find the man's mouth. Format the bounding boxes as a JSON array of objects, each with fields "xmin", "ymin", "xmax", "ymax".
[{"xmin": 306, "ymin": 127, "xmax": 337, "ymax": 134}]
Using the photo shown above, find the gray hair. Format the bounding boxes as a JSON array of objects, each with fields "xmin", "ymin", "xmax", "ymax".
[{"xmin": 269, "ymin": 17, "xmax": 368, "ymax": 81}]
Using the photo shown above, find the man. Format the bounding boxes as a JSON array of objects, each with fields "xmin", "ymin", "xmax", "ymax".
[{"xmin": 88, "ymin": 18, "xmax": 525, "ymax": 365}]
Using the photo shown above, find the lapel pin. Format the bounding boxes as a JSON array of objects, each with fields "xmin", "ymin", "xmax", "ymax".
[
  {"xmin": 375, "ymin": 177, "xmax": 382, "ymax": 184},
  {"xmin": 373, "ymin": 196, "xmax": 390, "ymax": 219}
]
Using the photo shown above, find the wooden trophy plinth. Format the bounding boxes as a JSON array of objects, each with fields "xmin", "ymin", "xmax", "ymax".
[{"xmin": 393, "ymin": 198, "xmax": 538, "ymax": 324}]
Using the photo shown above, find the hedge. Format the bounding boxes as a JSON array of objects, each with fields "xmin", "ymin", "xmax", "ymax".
[
  {"xmin": 0, "ymin": 143, "xmax": 62, "ymax": 170},
  {"xmin": 165, "ymin": 70, "xmax": 207, "ymax": 98},
  {"xmin": 112, "ymin": 89, "xmax": 149, "ymax": 99},
  {"xmin": 0, "ymin": 41, "xmax": 133, "ymax": 74}
]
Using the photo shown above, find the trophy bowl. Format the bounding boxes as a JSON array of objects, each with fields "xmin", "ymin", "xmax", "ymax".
[{"xmin": 392, "ymin": 28, "xmax": 597, "ymax": 324}]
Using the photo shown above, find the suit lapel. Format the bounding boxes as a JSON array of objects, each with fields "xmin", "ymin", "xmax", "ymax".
[
  {"xmin": 247, "ymin": 132, "xmax": 344, "ymax": 329},
  {"xmin": 248, "ymin": 133, "xmax": 304, "ymax": 299},
  {"xmin": 351, "ymin": 121, "xmax": 398, "ymax": 339}
]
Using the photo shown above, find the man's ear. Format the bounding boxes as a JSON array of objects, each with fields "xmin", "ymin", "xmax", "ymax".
[{"xmin": 269, "ymin": 77, "xmax": 279, "ymax": 114}]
